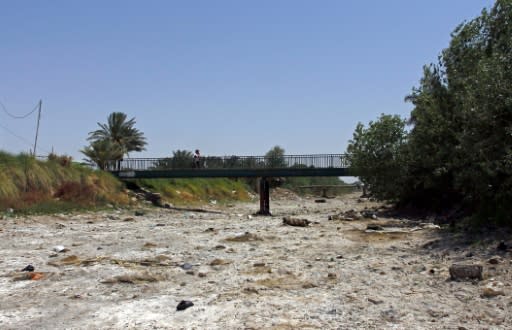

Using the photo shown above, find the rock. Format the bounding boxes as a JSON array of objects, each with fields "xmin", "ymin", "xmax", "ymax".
[
  {"xmin": 146, "ymin": 192, "xmax": 162, "ymax": 206},
  {"xmin": 449, "ymin": 264, "xmax": 483, "ymax": 281},
  {"xmin": 368, "ymin": 297, "xmax": 384, "ymax": 305},
  {"xmin": 481, "ymin": 280, "xmax": 505, "ymax": 298},
  {"xmin": 134, "ymin": 210, "xmax": 145, "ymax": 216},
  {"xmin": 315, "ymin": 199, "xmax": 326, "ymax": 203},
  {"xmin": 497, "ymin": 241, "xmax": 508, "ymax": 251},
  {"xmin": 180, "ymin": 263, "xmax": 193, "ymax": 270},
  {"xmin": 176, "ymin": 300, "xmax": 194, "ymax": 311},
  {"xmin": 488, "ymin": 256, "xmax": 502, "ymax": 265},
  {"xmin": 366, "ymin": 224, "xmax": 384, "ymax": 231},
  {"xmin": 361, "ymin": 211, "xmax": 377, "ymax": 219},
  {"xmin": 209, "ymin": 258, "xmax": 231, "ymax": 266},
  {"xmin": 282, "ymin": 217, "xmax": 310, "ymax": 227},
  {"xmin": 53, "ymin": 245, "xmax": 69, "ymax": 253},
  {"xmin": 21, "ymin": 265, "xmax": 35, "ymax": 272}
]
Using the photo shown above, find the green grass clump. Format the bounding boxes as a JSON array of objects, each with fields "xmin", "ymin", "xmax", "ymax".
[{"xmin": 135, "ymin": 178, "xmax": 252, "ymax": 205}]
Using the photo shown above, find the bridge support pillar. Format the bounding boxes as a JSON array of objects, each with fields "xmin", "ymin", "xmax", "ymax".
[{"xmin": 257, "ymin": 177, "xmax": 271, "ymax": 216}]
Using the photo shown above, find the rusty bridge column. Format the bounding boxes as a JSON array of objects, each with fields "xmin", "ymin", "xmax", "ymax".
[{"xmin": 257, "ymin": 177, "xmax": 271, "ymax": 215}]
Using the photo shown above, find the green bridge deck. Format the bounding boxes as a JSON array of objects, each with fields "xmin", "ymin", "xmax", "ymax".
[
  {"xmin": 108, "ymin": 154, "xmax": 354, "ymax": 215},
  {"xmin": 109, "ymin": 154, "xmax": 352, "ymax": 179}
]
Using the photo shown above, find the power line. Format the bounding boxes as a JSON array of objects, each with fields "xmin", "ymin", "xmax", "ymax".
[
  {"xmin": 0, "ymin": 121, "xmax": 52, "ymax": 155},
  {"xmin": 0, "ymin": 122, "xmax": 34, "ymax": 146},
  {"xmin": 0, "ymin": 100, "xmax": 40, "ymax": 119}
]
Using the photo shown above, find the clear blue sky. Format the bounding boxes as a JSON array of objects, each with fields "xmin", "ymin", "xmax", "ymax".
[{"xmin": 0, "ymin": 0, "xmax": 495, "ymax": 160}]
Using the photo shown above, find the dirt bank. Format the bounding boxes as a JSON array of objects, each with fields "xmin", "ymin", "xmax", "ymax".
[{"xmin": 0, "ymin": 192, "xmax": 510, "ymax": 329}]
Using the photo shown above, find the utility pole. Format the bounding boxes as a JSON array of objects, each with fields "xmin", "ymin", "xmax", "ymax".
[{"xmin": 33, "ymin": 99, "xmax": 42, "ymax": 157}]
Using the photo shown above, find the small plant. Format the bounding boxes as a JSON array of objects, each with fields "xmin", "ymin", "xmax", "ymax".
[{"xmin": 48, "ymin": 153, "xmax": 73, "ymax": 167}]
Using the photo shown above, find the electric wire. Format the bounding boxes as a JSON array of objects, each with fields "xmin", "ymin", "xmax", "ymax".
[
  {"xmin": 0, "ymin": 122, "xmax": 52, "ymax": 155},
  {"xmin": 0, "ymin": 100, "xmax": 39, "ymax": 119}
]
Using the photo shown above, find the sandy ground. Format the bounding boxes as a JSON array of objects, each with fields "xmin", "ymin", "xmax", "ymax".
[{"xmin": 0, "ymin": 191, "xmax": 511, "ymax": 330}]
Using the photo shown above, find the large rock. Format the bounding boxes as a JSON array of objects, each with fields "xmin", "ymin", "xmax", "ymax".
[
  {"xmin": 449, "ymin": 264, "xmax": 483, "ymax": 281},
  {"xmin": 283, "ymin": 217, "xmax": 310, "ymax": 227}
]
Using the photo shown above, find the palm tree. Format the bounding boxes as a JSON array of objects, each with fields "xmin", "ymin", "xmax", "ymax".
[
  {"xmin": 82, "ymin": 112, "xmax": 147, "ymax": 170},
  {"xmin": 81, "ymin": 139, "xmax": 124, "ymax": 170},
  {"xmin": 87, "ymin": 112, "xmax": 147, "ymax": 157}
]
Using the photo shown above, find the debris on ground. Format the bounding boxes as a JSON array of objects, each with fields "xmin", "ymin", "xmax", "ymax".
[
  {"xmin": 176, "ymin": 300, "xmax": 194, "ymax": 311},
  {"xmin": 282, "ymin": 216, "xmax": 310, "ymax": 227}
]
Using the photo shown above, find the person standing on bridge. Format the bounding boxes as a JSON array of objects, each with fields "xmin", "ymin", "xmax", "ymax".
[{"xmin": 193, "ymin": 149, "xmax": 201, "ymax": 168}]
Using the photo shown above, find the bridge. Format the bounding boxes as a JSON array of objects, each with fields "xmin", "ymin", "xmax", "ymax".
[{"xmin": 109, "ymin": 154, "xmax": 353, "ymax": 215}]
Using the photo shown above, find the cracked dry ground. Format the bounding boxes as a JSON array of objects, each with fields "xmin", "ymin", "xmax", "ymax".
[{"xmin": 0, "ymin": 192, "xmax": 511, "ymax": 329}]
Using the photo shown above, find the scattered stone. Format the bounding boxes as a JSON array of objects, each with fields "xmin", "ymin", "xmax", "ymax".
[
  {"xmin": 282, "ymin": 216, "xmax": 310, "ymax": 227},
  {"xmin": 449, "ymin": 264, "xmax": 483, "ymax": 281},
  {"xmin": 21, "ymin": 265, "xmax": 35, "ymax": 272},
  {"xmin": 497, "ymin": 241, "xmax": 508, "ymax": 251},
  {"xmin": 198, "ymin": 272, "xmax": 207, "ymax": 278},
  {"xmin": 225, "ymin": 232, "xmax": 263, "ymax": 242},
  {"xmin": 253, "ymin": 262, "xmax": 266, "ymax": 267},
  {"xmin": 368, "ymin": 297, "xmax": 384, "ymax": 305},
  {"xmin": 134, "ymin": 210, "xmax": 145, "ymax": 216},
  {"xmin": 123, "ymin": 217, "xmax": 135, "ymax": 222},
  {"xmin": 53, "ymin": 245, "xmax": 69, "ymax": 253},
  {"xmin": 488, "ymin": 256, "xmax": 502, "ymax": 265},
  {"xmin": 366, "ymin": 224, "xmax": 384, "ymax": 231},
  {"xmin": 427, "ymin": 309, "xmax": 449, "ymax": 318},
  {"xmin": 176, "ymin": 300, "xmax": 194, "ymax": 311},
  {"xmin": 101, "ymin": 271, "xmax": 164, "ymax": 284},
  {"xmin": 143, "ymin": 242, "xmax": 157, "ymax": 249},
  {"xmin": 180, "ymin": 263, "xmax": 193, "ymax": 270},
  {"xmin": 327, "ymin": 273, "xmax": 337, "ymax": 279},
  {"xmin": 214, "ymin": 245, "xmax": 226, "ymax": 250},
  {"xmin": 209, "ymin": 258, "xmax": 231, "ymax": 266},
  {"xmin": 12, "ymin": 272, "xmax": 46, "ymax": 281},
  {"xmin": 243, "ymin": 287, "xmax": 259, "ymax": 294},
  {"xmin": 315, "ymin": 199, "xmax": 326, "ymax": 203},
  {"xmin": 481, "ymin": 281, "xmax": 505, "ymax": 298},
  {"xmin": 329, "ymin": 209, "xmax": 362, "ymax": 221},
  {"xmin": 361, "ymin": 210, "xmax": 377, "ymax": 219},
  {"xmin": 48, "ymin": 255, "xmax": 81, "ymax": 267}
]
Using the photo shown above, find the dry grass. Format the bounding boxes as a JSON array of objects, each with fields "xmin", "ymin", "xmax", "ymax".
[{"xmin": 0, "ymin": 151, "xmax": 129, "ymax": 211}]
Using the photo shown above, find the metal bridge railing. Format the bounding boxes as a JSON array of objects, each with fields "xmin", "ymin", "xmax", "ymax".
[{"xmin": 107, "ymin": 154, "xmax": 350, "ymax": 171}]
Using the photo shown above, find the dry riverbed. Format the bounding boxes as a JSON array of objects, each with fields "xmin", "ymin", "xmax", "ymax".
[{"xmin": 1, "ymin": 191, "xmax": 511, "ymax": 329}]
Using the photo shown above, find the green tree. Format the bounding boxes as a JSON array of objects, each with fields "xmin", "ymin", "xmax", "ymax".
[
  {"xmin": 346, "ymin": 114, "xmax": 408, "ymax": 200},
  {"xmin": 403, "ymin": 65, "xmax": 461, "ymax": 209},
  {"xmin": 171, "ymin": 150, "xmax": 194, "ymax": 169},
  {"xmin": 445, "ymin": 0, "xmax": 512, "ymax": 221},
  {"xmin": 265, "ymin": 145, "xmax": 286, "ymax": 168},
  {"xmin": 400, "ymin": 0, "xmax": 512, "ymax": 222},
  {"xmin": 81, "ymin": 139, "xmax": 124, "ymax": 170},
  {"xmin": 87, "ymin": 112, "xmax": 147, "ymax": 157}
]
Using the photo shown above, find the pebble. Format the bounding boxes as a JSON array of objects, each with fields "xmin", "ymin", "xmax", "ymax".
[{"xmin": 176, "ymin": 300, "xmax": 194, "ymax": 311}]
